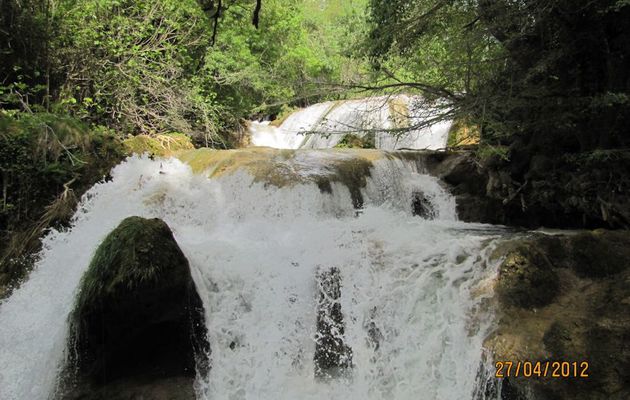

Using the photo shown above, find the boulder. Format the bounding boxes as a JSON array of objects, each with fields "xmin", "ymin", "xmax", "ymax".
[
  {"xmin": 411, "ymin": 191, "xmax": 436, "ymax": 219},
  {"xmin": 62, "ymin": 216, "xmax": 208, "ymax": 399},
  {"xmin": 314, "ymin": 267, "xmax": 353, "ymax": 378}
]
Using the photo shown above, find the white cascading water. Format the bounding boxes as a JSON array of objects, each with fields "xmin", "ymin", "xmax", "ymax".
[
  {"xmin": 249, "ymin": 95, "xmax": 453, "ymax": 150},
  {"xmin": 0, "ymin": 151, "xmax": 502, "ymax": 400}
]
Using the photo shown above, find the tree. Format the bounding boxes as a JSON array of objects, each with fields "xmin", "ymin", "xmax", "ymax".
[{"xmin": 366, "ymin": 0, "xmax": 630, "ymax": 156}]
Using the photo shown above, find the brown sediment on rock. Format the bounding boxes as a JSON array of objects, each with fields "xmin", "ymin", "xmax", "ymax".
[
  {"xmin": 447, "ymin": 118, "xmax": 480, "ymax": 147},
  {"xmin": 388, "ymin": 97, "xmax": 410, "ymax": 130},
  {"xmin": 486, "ymin": 230, "xmax": 630, "ymax": 400},
  {"xmin": 177, "ymin": 148, "xmax": 426, "ymax": 209}
]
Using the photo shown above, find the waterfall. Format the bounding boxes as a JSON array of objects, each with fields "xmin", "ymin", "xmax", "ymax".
[
  {"xmin": 0, "ymin": 150, "xmax": 502, "ymax": 400},
  {"xmin": 249, "ymin": 95, "xmax": 453, "ymax": 150}
]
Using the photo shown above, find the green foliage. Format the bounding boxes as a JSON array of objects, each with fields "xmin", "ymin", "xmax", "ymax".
[
  {"xmin": 0, "ymin": 112, "xmax": 123, "ymax": 287},
  {"xmin": 202, "ymin": 0, "xmax": 367, "ymax": 125},
  {"xmin": 54, "ymin": 0, "xmax": 224, "ymax": 143},
  {"xmin": 1, "ymin": 0, "xmax": 369, "ymax": 146},
  {"xmin": 366, "ymin": 0, "xmax": 503, "ymax": 95},
  {"xmin": 475, "ymin": 143, "xmax": 509, "ymax": 162},
  {"xmin": 0, "ymin": 0, "xmax": 52, "ymax": 110},
  {"xmin": 334, "ymin": 133, "xmax": 375, "ymax": 149},
  {"xmin": 0, "ymin": 112, "xmax": 122, "ymax": 223},
  {"xmin": 122, "ymin": 133, "xmax": 195, "ymax": 156},
  {"xmin": 366, "ymin": 0, "xmax": 630, "ymax": 159}
]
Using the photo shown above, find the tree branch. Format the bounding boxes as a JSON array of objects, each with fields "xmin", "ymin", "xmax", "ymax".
[{"xmin": 252, "ymin": 0, "xmax": 262, "ymax": 28}]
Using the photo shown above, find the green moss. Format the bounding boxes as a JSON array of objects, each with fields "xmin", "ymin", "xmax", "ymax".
[
  {"xmin": 176, "ymin": 148, "xmax": 380, "ymax": 209},
  {"xmin": 475, "ymin": 143, "xmax": 509, "ymax": 162},
  {"xmin": 334, "ymin": 133, "xmax": 375, "ymax": 149},
  {"xmin": 74, "ymin": 216, "xmax": 189, "ymax": 314},
  {"xmin": 269, "ymin": 105, "xmax": 298, "ymax": 127},
  {"xmin": 122, "ymin": 133, "xmax": 194, "ymax": 157}
]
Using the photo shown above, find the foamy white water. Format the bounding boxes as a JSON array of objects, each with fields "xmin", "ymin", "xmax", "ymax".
[
  {"xmin": 0, "ymin": 152, "xmax": 500, "ymax": 400},
  {"xmin": 249, "ymin": 95, "xmax": 452, "ymax": 150}
]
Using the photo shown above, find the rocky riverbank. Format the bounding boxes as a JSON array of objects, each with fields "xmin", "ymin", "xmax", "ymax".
[
  {"xmin": 485, "ymin": 230, "xmax": 630, "ymax": 400},
  {"xmin": 425, "ymin": 149, "xmax": 630, "ymax": 229}
]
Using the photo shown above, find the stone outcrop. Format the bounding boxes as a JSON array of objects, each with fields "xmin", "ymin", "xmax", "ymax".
[
  {"xmin": 314, "ymin": 267, "xmax": 353, "ymax": 378},
  {"xmin": 424, "ymin": 149, "xmax": 630, "ymax": 229},
  {"xmin": 61, "ymin": 216, "xmax": 208, "ymax": 400},
  {"xmin": 485, "ymin": 230, "xmax": 630, "ymax": 400},
  {"xmin": 425, "ymin": 151, "xmax": 508, "ymax": 224}
]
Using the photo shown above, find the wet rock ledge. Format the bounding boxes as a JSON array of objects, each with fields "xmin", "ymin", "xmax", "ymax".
[
  {"xmin": 60, "ymin": 216, "xmax": 208, "ymax": 400},
  {"xmin": 424, "ymin": 150, "xmax": 630, "ymax": 229},
  {"xmin": 486, "ymin": 229, "xmax": 630, "ymax": 400}
]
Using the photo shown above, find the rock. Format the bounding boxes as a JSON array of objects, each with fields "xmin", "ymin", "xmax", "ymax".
[
  {"xmin": 486, "ymin": 230, "xmax": 630, "ymax": 400},
  {"xmin": 567, "ymin": 230, "xmax": 630, "ymax": 278},
  {"xmin": 494, "ymin": 242, "xmax": 559, "ymax": 309},
  {"xmin": 455, "ymin": 194, "xmax": 506, "ymax": 225},
  {"xmin": 61, "ymin": 216, "xmax": 208, "ymax": 399},
  {"xmin": 424, "ymin": 148, "xmax": 630, "ymax": 230},
  {"xmin": 314, "ymin": 267, "xmax": 352, "ymax": 378},
  {"xmin": 177, "ymin": 148, "xmax": 380, "ymax": 210},
  {"xmin": 411, "ymin": 191, "xmax": 435, "ymax": 219},
  {"xmin": 430, "ymin": 152, "xmax": 484, "ymax": 191},
  {"xmin": 64, "ymin": 377, "xmax": 196, "ymax": 400}
]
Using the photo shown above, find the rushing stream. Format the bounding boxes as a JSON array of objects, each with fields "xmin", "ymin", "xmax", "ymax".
[{"xmin": 0, "ymin": 149, "xmax": 505, "ymax": 400}]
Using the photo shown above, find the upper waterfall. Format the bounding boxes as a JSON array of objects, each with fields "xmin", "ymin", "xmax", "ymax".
[{"xmin": 249, "ymin": 95, "xmax": 452, "ymax": 151}]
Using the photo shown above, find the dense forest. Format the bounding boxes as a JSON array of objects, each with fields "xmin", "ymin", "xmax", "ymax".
[{"xmin": 1, "ymin": 0, "xmax": 630, "ymax": 285}]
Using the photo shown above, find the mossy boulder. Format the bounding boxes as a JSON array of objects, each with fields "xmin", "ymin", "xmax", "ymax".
[
  {"xmin": 63, "ymin": 216, "xmax": 208, "ymax": 399},
  {"xmin": 122, "ymin": 133, "xmax": 194, "ymax": 157}
]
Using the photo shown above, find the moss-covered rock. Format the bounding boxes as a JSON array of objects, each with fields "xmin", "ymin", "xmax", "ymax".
[
  {"xmin": 122, "ymin": 133, "xmax": 194, "ymax": 157},
  {"xmin": 63, "ymin": 216, "xmax": 208, "ymax": 399},
  {"xmin": 387, "ymin": 97, "xmax": 410, "ymax": 129}
]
